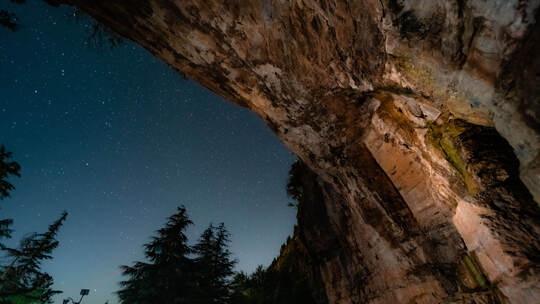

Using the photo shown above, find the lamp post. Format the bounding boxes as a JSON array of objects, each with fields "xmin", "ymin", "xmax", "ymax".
[{"xmin": 64, "ymin": 289, "xmax": 90, "ymax": 304}]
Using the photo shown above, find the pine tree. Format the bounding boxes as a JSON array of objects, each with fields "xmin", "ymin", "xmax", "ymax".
[
  {"xmin": 0, "ymin": 218, "xmax": 12, "ymax": 248},
  {"xmin": 0, "ymin": 146, "xmax": 67, "ymax": 304},
  {"xmin": 192, "ymin": 223, "xmax": 236, "ymax": 304},
  {"xmin": 0, "ymin": 211, "xmax": 68, "ymax": 304},
  {"xmin": 118, "ymin": 206, "xmax": 195, "ymax": 304},
  {"xmin": 0, "ymin": 145, "xmax": 20, "ymax": 201},
  {"xmin": 230, "ymin": 272, "xmax": 250, "ymax": 304},
  {"xmin": 0, "ymin": 145, "xmax": 20, "ymax": 249}
]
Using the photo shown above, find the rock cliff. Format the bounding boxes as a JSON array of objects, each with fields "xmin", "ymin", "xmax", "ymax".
[{"xmin": 45, "ymin": 0, "xmax": 540, "ymax": 303}]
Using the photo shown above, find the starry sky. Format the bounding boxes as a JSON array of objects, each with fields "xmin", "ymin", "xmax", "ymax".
[{"xmin": 0, "ymin": 1, "xmax": 297, "ymax": 303}]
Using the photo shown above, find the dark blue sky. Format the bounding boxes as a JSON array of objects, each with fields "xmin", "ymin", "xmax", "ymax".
[{"xmin": 1, "ymin": 1, "xmax": 296, "ymax": 303}]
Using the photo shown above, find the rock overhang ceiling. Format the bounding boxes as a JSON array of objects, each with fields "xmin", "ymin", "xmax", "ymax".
[{"xmin": 44, "ymin": 0, "xmax": 540, "ymax": 302}]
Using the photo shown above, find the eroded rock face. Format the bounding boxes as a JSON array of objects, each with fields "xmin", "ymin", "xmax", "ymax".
[{"xmin": 47, "ymin": 0, "xmax": 540, "ymax": 302}]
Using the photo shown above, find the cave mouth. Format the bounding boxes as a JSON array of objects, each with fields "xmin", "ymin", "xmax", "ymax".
[
  {"xmin": 1, "ymin": 1, "xmax": 302, "ymax": 303},
  {"xmin": 3, "ymin": 0, "xmax": 540, "ymax": 303}
]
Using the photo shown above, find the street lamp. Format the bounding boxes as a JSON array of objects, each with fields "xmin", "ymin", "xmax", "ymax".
[{"xmin": 64, "ymin": 289, "xmax": 90, "ymax": 304}]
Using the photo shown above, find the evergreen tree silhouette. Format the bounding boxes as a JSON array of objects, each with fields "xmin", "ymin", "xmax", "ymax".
[
  {"xmin": 118, "ymin": 206, "xmax": 195, "ymax": 304},
  {"xmin": 192, "ymin": 223, "xmax": 236, "ymax": 304},
  {"xmin": 0, "ymin": 145, "xmax": 20, "ymax": 250},
  {"xmin": 0, "ymin": 211, "xmax": 68, "ymax": 304},
  {"xmin": 0, "ymin": 146, "xmax": 67, "ymax": 304},
  {"xmin": 0, "ymin": 145, "xmax": 21, "ymax": 201}
]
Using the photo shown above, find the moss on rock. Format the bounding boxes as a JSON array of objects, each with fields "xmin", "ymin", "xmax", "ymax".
[{"xmin": 427, "ymin": 120, "xmax": 481, "ymax": 195}]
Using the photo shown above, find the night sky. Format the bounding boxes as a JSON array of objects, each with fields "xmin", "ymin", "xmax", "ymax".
[{"xmin": 1, "ymin": 1, "xmax": 297, "ymax": 303}]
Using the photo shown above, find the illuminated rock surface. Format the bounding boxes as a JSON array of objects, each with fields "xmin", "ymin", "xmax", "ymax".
[{"xmin": 46, "ymin": 0, "xmax": 540, "ymax": 302}]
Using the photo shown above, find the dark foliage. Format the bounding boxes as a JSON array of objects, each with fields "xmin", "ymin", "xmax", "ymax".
[
  {"xmin": 0, "ymin": 219, "xmax": 13, "ymax": 246},
  {"xmin": 192, "ymin": 223, "xmax": 236, "ymax": 304},
  {"xmin": 229, "ymin": 235, "xmax": 324, "ymax": 304},
  {"xmin": 286, "ymin": 161, "xmax": 307, "ymax": 204},
  {"xmin": 85, "ymin": 21, "xmax": 123, "ymax": 49},
  {"xmin": 0, "ymin": 211, "xmax": 68, "ymax": 304},
  {"xmin": 117, "ymin": 160, "xmax": 323, "ymax": 303},
  {"xmin": 0, "ymin": 146, "xmax": 66, "ymax": 304},
  {"xmin": 118, "ymin": 206, "xmax": 195, "ymax": 304},
  {"xmin": 0, "ymin": 145, "xmax": 20, "ymax": 250},
  {"xmin": 0, "ymin": 146, "xmax": 21, "ymax": 200},
  {"xmin": 118, "ymin": 208, "xmax": 238, "ymax": 304},
  {"xmin": 69, "ymin": 9, "xmax": 123, "ymax": 49}
]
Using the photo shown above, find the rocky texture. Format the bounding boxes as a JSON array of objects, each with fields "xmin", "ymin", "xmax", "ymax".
[{"xmin": 45, "ymin": 0, "xmax": 540, "ymax": 303}]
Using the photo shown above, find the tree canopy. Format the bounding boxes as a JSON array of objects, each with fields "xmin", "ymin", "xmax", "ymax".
[
  {"xmin": 118, "ymin": 208, "xmax": 239, "ymax": 304},
  {"xmin": 192, "ymin": 223, "xmax": 236, "ymax": 304},
  {"xmin": 0, "ymin": 145, "xmax": 21, "ymax": 201},
  {"xmin": 1, "ymin": 211, "xmax": 68, "ymax": 304},
  {"xmin": 0, "ymin": 146, "xmax": 67, "ymax": 304},
  {"xmin": 0, "ymin": 145, "xmax": 20, "ymax": 249},
  {"xmin": 118, "ymin": 206, "xmax": 194, "ymax": 304}
]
